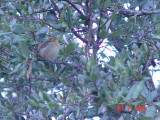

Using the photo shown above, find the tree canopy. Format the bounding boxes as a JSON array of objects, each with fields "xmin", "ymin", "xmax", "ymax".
[{"xmin": 0, "ymin": 0, "xmax": 160, "ymax": 120}]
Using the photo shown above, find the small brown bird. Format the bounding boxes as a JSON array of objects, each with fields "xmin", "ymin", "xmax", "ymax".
[{"xmin": 38, "ymin": 37, "xmax": 60, "ymax": 60}]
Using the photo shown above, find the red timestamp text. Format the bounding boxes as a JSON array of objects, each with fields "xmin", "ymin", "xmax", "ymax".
[{"xmin": 116, "ymin": 106, "xmax": 146, "ymax": 111}]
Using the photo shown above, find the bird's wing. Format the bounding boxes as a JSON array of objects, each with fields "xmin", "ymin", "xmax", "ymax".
[{"xmin": 37, "ymin": 40, "xmax": 51, "ymax": 51}]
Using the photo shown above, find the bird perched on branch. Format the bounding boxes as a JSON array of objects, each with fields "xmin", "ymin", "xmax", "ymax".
[{"xmin": 38, "ymin": 37, "xmax": 60, "ymax": 61}]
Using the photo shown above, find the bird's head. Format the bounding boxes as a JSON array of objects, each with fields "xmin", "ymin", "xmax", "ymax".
[
  {"xmin": 49, "ymin": 36, "xmax": 58, "ymax": 42},
  {"xmin": 48, "ymin": 36, "xmax": 60, "ymax": 47}
]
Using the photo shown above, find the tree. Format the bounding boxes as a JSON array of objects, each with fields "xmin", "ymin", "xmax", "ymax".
[{"xmin": 0, "ymin": 0, "xmax": 160, "ymax": 119}]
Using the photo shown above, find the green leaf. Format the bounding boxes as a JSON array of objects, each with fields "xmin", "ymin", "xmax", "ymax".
[
  {"xmin": 97, "ymin": 0, "xmax": 103, "ymax": 7},
  {"xmin": 42, "ymin": 92, "xmax": 53, "ymax": 102},
  {"xmin": 28, "ymin": 6, "xmax": 33, "ymax": 14},
  {"xmin": 66, "ymin": 8, "xmax": 72, "ymax": 25},
  {"xmin": 13, "ymin": 24, "xmax": 26, "ymax": 34},
  {"xmin": 154, "ymin": 112, "xmax": 160, "ymax": 120},
  {"xmin": 100, "ymin": 30, "xmax": 107, "ymax": 39},
  {"xmin": 153, "ymin": 102, "xmax": 160, "ymax": 107},
  {"xmin": 60, "ymin": 9, "xmax": 65, "ymax": 23},
  {"xmin": 130, "ymin": 101, "xmax": 143, "ymax": 106},
  {"xmin": 104, "ymin": 0, "xmax": 111, "ymax": 8},
  {"xmin": 30, "ymin": 94, "xmax": 39, "ymax": 103},
  {"xmin": 42, "ymin": 112, "xmax": 47, "ymax": 118},
  {"xmin": 138, "ymin": 116, "xmax": 151, "ymax": 120},
  {"xmin": 80, "ymin": 55, "xmax": 87, "ymax": 64},
  {"xmin": 18, "ymin": 65, "xmax": 27, "ymax": 77},
  {"xmin": 151, "ymin": 90, "xmax": 157, "ymax": 100},
  {"xmin": 115, "ymin": 58, "xmax": 124, "ymax": 69},
  {"xmin": 60, "ymin": 75, "xmax": 68, "ymax": 84},
  {"xmin": 36, "ymin": 27, "xmax": 48, "ymax": 35},
  {"xmin": 39, "ymin": 91, "xmax": 44, "ymax": 101},
  {"xmin": 0, "ymin": 32, "xmax": 12, "ymax": 36},
  {"xmin": 111, "ymin": 12, "xmax": 116, "ymax": 21},
  {"xmin": 65, "ymin": 42, "xmax": 74, "ymax": 54},
  {"xmin": 108, "ymin": 30, "xmax": 122, "ymax": 37},
  {"xmin": 156, "ymin": 41, "xmax": 160, "ymax": 48},
  {"xmin": 145, "ymin": 106, "xmax": 156, "ymax": 118},
  {"xmin": 109, "ymin": 56, "xmax": 116, "ymax": 66},
  {"xmin": 105, "ymin": 92, "xmax": 111, "ymax": 100},
  {"xmin": 48, "ymin": 102, "xmax": 59, "ymax": 109},
  {"xmin": 87, "ymin": 107, "xmax": 97, "ymax": 117},
  {"xmin": 9, "ymin": 63, "xmax": 22, "ymax": 74},
  {"xmin": 19, "ymin": 4, "xmax": 26, "ymax": 11},
  {"xmin": 59, "ymin": 49, "xmax": 64, "ymax": 56},
  {"xmin": 19, "ymin": 41, "xmax": 30, "ymax": 59},
  {"xmin": 6, "ymin": 2, "xmax": 15, "ymax": 9},
  {"xmin": 46, "ymin": 11, "xmax": 57, "ymax": 22},
  {"xmin": 76, "ymin": 107, "xmax": 80, "ymax": 117},
  {"xmin": 0, "ymin": 18, "xmax": 11, "ymax": 31},
  {"xmin": 132, "ymin": 81, "xmax": 145, "ymax": 99},
  {"xmin": 119, "ymin": 87, "xmax": 128, "ymax": 96},
  {"xmin": 143, "ymin": 42, "xmax": 149, "ymax": 53},
  {"xmin": 91, "ymin": 73, "xmax": 99, "ymax": 81},
  {"xmin": 132, "ymin": 43, "xmax": 139, "ymax": 51},
  {"xmin": 86, "ymin": 57, "xmax": 95, "ymax": 71},
  {"xmin": 0, "ymin": 9, "xmax": 4, "ymax": 14},
  {"xmin": 28, "ymin": 100, "xmax": 39, "ymax": 108},
  {"xmin": 125, "ymin": 83, "xmax": 138, "ymax": 101},
  {"xmin": 106, "ymin": 19, "xmax": 111, "ymax": 31},
  {"xmin": 70, "ymin": 93, "xmax": 80, "ymax": 101},
  {"xmin": 105, "ymin": 63, "xmax": 115, "ymax": 71}
]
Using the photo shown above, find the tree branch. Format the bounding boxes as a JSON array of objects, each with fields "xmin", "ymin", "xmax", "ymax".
[
  {"xmin": 66, "ymin": 0, "xmax": 85, "ymax": 17},
  {"xmin": 38, "ymin": 58, "xmax": 86, "ymax": 70},
  {"xmin": 122, "ymin": 8, "xmax": 160, "ymax": 16},
  {"xmin": 38, "ymin": 19, "xmax": 65, "ymax": 32},
  {"xmin": 71, "ymin": 28, "xmax": 88, "ymax": 44},
  {"xmin": 50, "ymin": 0, "xmax": 61, "ymax": 14}
]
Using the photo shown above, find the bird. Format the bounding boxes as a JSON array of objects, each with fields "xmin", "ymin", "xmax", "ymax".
[{"xmin": 37, "ymin": 37, "xmax": 60, "ymax": 61}]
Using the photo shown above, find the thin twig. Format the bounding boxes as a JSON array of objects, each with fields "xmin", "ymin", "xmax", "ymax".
[
  {"xmin": 97, "ymin": 0, "xmax": 106, "ymax": 42},
  {"xmin": 144, "ymin": 49, "xmax": 154, "ymax": 71},
  {"xmin": 88, "ymin": 0, "xmax": 93, "ymax": 58},
  {"xmin": 63, "ymin": 78, "xmax": 74, "ymax": 120}
]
